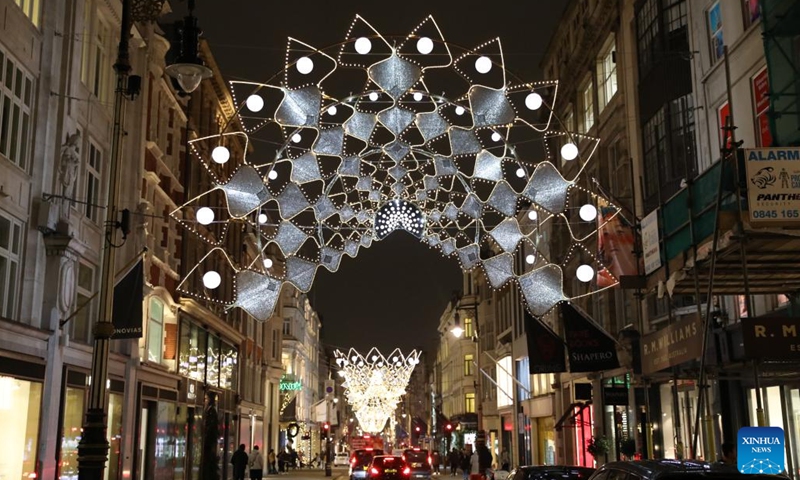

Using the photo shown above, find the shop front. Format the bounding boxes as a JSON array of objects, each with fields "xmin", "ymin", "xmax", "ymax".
[
  {"xmin": 524, "ymin": 395, "xmax": 555, "ymax": 465},
  {"xmin": 0, "ymin": 356, "xmax": 44, "ymax": 480}
]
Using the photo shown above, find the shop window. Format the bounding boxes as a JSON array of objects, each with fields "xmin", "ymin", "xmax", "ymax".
[
  {"xmin": 106, "ymin": 392, "xmax": 123, "ymax": 480},
  {"xmin": 84, "ymin": 141, "xmax": 103, "ymax": 223},
  {"xmin": 60, "ymin": 387, "xmax": 85, "ymax": 479},
  {"xmin": 72, "ymin": 262, "xmax": 96, "ymax": 343},
  {"xmin": 147, "ymin": 297, "xmax": 164, "ymax": 364},
  {"xmin": 179, "ymin": 319, "xmax": 207, "ymax": 381},
  {"xmin": 0, "ymin": 376, "xmax": 42, "ymax": 480},
  {"xmin": 12, "ymin": 0, "xmax": 40, "ymax": 26},
  {"xmin": 465, "ymin": 393, "xmax": 476, "ymax": 413},
  {"xmin": 207, "ymin": 334, "xmax": 220, "ymax": 387},
  {"xmin": 708, "ymin": 2, "xmax": 725, "ymax": 64},
  {"xmin": 0, "ymin": 212, "xmax": 22, "ymax": 319},
  {"xmin": 0, "ymin": 47, "xmax": 33, "ymax": 170},
  {"xmin": 220, "ymin": 341, "xmax": 238, "ymax": 390},
  {"xmin": 464, "ymin": 354, "xmax": 474, "ymax": 376},
  {"xmin": 580, "ymin": 79, "xmax": 594, "ymax": 133},
  {"xmin": 597, "ymin": 36, "xmax": 617, "ymax": 112}
]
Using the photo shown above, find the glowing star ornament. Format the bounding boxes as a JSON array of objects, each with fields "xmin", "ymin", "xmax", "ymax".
[{"xmin": 172, "ymin": 14, "xmax": 621, "ymax": 323}]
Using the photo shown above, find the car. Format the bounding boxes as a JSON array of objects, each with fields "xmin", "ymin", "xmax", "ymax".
[
  {"xmin": 403, "ymin": 448, "xmax": 433, "ymax": 480},
  {"xmin": 508, "ymin": 465, "xmax": 595, "ymax": 480},
  {"xmin": 335, "ymin": 453, "xmax": 350, "ymax": 467},
  {"xmin": 351, "ymin": 448, "xmax": 386, "ymax": 480},
  {"xmin": 369, "ymin": 455, "xmax": 412, "ymax": 480},
  {"xmin": 588, "ymin": 460, "xmax": 787, "ymax": 480}
]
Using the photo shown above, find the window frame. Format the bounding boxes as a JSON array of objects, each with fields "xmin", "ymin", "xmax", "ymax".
[
  {"xmin": 72, "ymin": 262, "xmax": 96, "ymax": 343},
  {"xmin": 81, "ymin": 2, "xmax": 114, "ymax": 103},
  {"xmin": 0, "ymin": 47, "xmax": 34, "ymax": 171},
  {"xmin": 13, "ymin": 0, "xmax": 41, "ymax": 27},
  {"xmin": 707, "ymin": 1, "xmax": 725, "ymax": 64},
  {"xmin": 147, "ymin": 297, "xmax": 165, "ymax": 364},
  {"xmin": 84, "ymin": 140, "xmax": 103, "ymax": 223},
  {"xmin": 597, "ymin": 35, "xmax": 618, "ymax": 112},
  {"xmin": 0, "ymin": 211, "xmax": 23, "ymax": 319},
  {"xmin": 464, "ymin": 392, "xmax": 476, "ymax": 413},
  {"xmin": 579, "ymin": 78, "xmax": 595, "ymax": 134},
  {"xmin": 464, "ymin": 353, "xmax": 474, "ymax": 376},
  {"xmin": 463, "ymin": 316, "xmax": 474, "ymax": 338},
  {"xmin": 742, "ymin": 0, "xmax": 760, "ymax": 29}
]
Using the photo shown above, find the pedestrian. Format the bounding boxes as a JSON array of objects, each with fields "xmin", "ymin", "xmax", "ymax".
[
  {"xmin": 291, "ymin": 448, "xmax": 299, "ymax": 469},
  {"xmin": 460, "ymin": 449, "xmax": 471, "ymax": 480},
  {"xmin": 478, "ymin": 444, "xmax": 492, "ymax": 479},
  {"xmin": 500, "ymin": 448, "xmax": 510, "ymax": 472},
  {"xmin": 450, "ymin": 449, "xmax": 459, "ymax": 476},
  {"xmin": 469, "ymin": 449, "xmax": 480, "ymax": 480},
  {"xmin": 231, "ymin": 444, "xmax": 249, "ymax": 480},
  {"xmin": 268, "ymin": 448, "xmax": 277, "ymax": 475},
  {"xmin": 278, "ymin": 450, "xmax": 287, "ymax": 473},
  {"xmin": 432, "ymin": 450, "xmax": 441, "ymax": 474},
  {"xmin": 249, "ymin": 445, "xmax": 264, "ymax": 480}
]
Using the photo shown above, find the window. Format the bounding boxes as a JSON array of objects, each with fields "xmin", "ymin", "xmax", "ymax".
[
  {"xmin": 12, "ymin": 0, "xmax": 40, "ymax": 26},
  {"xmin": 516, "ymin": 359, "xmax": 531, "ymax": 401},
  {"xmin": 496, "ymin": 356, "xmax": 513, "ymax": 407},
  {"xmin": 465, "ymin": 393, "xmax": 476, "ymax": 413},
  {"xmin": 283, "ymin": 317, "xmax": 291, "ymax": 336},
  {"xmin": 636, "ymin": 0, "xmax": 659, "ymax": 76},
  {"xmin": 179, "ymin": 319, "xmax": 207, "ymax": 381},
  {"xmin": 580, "ymin": 80, "xmax": 594, "ymax": 133},
  {"xmin": 708, "ymin": 2, "xmax": 724, "ymax": 64},
  {"xmin": 598, "ymin": 37, "xmax": 618, "ymax": 112},
  {"xmin": 271, "ymin": 328, "xmax": 279, "ymax": 360},
  {"xmin": 81, "ymin": 3, "xmax": 113, "ymax": 102},
  {"xmin": 147, "ymin": 297, "xmax": 164, "ymax": 364},
  {"xmin": 464, "ymin": 316, "xmax": 474, "ymax": 338},
  {"xmin": 85, "ymin": 141, "xmax": 102, "ymax": 223},
  {"xmin": 642, "ymin": 107, "xmax": 666, "ymax": 199},
  {"xmin": 669, "ymin": 94, "xmax": 696, "ymax": 178},
  {"xmin": 752, "ymin": 67, "xmax": 772, "ymax": 147},
  {"xmin": 0, "ymin": 212, "xmax": 22, "ymax": 319},
  {"xmin": 0, "ymin": 47, "xmax": 34, "ymax": 170},
  {"xmin": 72, "ymin": 263, "xmax": 95, "ymax": 343},
  {"xmin": 743, "ymin": 0, "xmax": 760, "ymax": 28},
  {"xmin": 464, "ymin": 354, "xmax": 474, "ymax": 376}
]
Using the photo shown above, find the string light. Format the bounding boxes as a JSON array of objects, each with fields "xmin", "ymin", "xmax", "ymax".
[
  {"xmin": 475, "ymin": 56, "xmax": 492, "ymax": 73},
  {"xmin": 211, "ymin": 146, "xmax": 230, "ymax": 164},
  {"xmin": 196, "ymin": 207, "xmax": 215, "ymax": 225},
  {"xmin": 203, "ymin": 271, "xmax": 222, "ymax": 289},
  {"xmin": 246, "ymin": 95, "xmax": 264, "ymax": 113},
  {"xmin": 561, "ymin": 142, "xmax": 578, "ymax": 161},
  {"xmin": 579, "ymin": 204, "xmax": 597, "ymax": 222},
  {"xmin": 355, "ymin": 37, "xmax": 372, "ymax": 54},
  {"xmin": 416, "ymin": 37, "xmax": 434, "ymax": 54},
  {"xmin": 576, "ymin": 264, "xmax": 595, "ymax": 283}
]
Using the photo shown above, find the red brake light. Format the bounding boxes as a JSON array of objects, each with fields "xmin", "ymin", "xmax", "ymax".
[
  {"xmin": 403, "ymin": 467, "xmax": 411, "ymax": 475},
  {"xmin": 371, "ymin": 467, "xmax": 380, "ymax": 475},
  {"xmin": 428, "ymin": 456, "xmax": 432, "ymax": 465},
  {"xmin": 366, "ymin": 448, "xmax": 374, "ymax": 451}
]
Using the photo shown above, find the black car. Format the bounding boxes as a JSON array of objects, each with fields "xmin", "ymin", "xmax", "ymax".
[
  {"xmin": 509, "ymin": 465, "xmax": 595, "ymax": 480},
  {"xmin": 369, "ymin": 455, "xmax": 411, "ymax": 480},
  {"xmin": 588, "ymin": 460, "xmax": 787, "ymax": 480},
  {"xmin": 403, "ymin": 448, "xmax": 433, "ymax": 480},
  {"xmin": 351, "ymin": 449, "xmax": 386, "ymax": 480}
]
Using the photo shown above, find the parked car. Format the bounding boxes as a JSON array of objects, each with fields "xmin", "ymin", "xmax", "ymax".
[
  {"xmin": 369, "ymin": 455, "xmax": 412, "ymax": 480},
  {"xmin": 588, "ymin": 460, "xmax": 787, "ymax": 480},
  {"xmin": 403, "ymin": 448, "xmax": 433, "ymax": 480},
  {"xmin": 335, "ymin": 453, "xmax": 350, "ymax": 467},
  {"xmin": 351, "ymin": 448, "xmax": 386, "ymax": 480},
  {"xmin": 508, "ymin": 465, "xmax": 595, "ymax": 480}
]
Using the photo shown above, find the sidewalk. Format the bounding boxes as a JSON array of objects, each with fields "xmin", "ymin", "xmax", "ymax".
[{"xmin": 264, "ymin": 466, "xmax": 349, "ymax": 480}]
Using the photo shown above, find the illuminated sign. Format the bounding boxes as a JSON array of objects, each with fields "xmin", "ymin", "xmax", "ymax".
[{"xmin": 280, "ymin": 376, "xmax": 302, "ymax": 391}]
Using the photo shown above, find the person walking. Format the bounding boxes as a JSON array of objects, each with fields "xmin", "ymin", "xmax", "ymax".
[
  {"xmin": 450, "ymin": 449, "xmax": 459, "ymax": 476},
  {"xmin": 469, "ymin": 449, "xmax": 480, "ymax": 480},
  {"xmin": 268, "ymin": 448, "xmax": 277, "ymax": 475},
  {"xmin": 500, "ymin": 448, "xmax": 509, "ymax": 472},
  {"xmin": 231, "ymin": 444, "xmax": 249, "ymax": 480},
  {"xmin": 249, "ymin": 445, "xmax": 264, "ymax": 480},
  {"xmin": 460, "ymin": 449, "xmax": 471, "ymax": 480}
]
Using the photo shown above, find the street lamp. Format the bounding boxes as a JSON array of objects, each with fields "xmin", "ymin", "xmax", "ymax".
[
  {"xmin": 450, "ymin": 313, "xmax": 464, "ymax": 338},
  {"xmin": 165, "ymin": 0, "xmax": 212, "ymax": 94}
]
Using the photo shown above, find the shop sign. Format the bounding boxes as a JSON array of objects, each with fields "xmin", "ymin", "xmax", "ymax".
[
  {"xmin": 641, "ymin": 209, "xmax": 661, "ymax": 275},
  {"xmin": 280, "ymin": 376, "xmax": 302, "ymax": 391},
  {"xmin": 744, "ymin": 147, "xmax": 800, "ymax": 226},
  {"xmin": 562, "ymin": 303, "xmax": 620, "ymax": 373},
  {"xmin": 741, "ymin": 316, "xmax": 800, "ymax": 359},
  {"xmin": 602, "ymin": 387, "xmax": 629, "ymax": 406},
  {"xmin": 641, "ymin": 314, "xmax": 703, "ymax": 374},
  {"xmin": 525, "ymin": 313, "xmax": 567, "ymax": 374}
]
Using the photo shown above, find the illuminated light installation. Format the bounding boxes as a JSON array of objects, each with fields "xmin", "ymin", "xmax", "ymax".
[
  {"xmin": 335, "ymin": 348, "xmax": 419, "ymax": 433},
  {"xmin": 171, "ymin": 15, "xmax": 622, "ymax": 322}
]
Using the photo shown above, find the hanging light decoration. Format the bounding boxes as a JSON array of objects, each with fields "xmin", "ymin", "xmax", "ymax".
[{"xmin": 172, "ymin": 15, "xmax": 622, "ymax": 322}]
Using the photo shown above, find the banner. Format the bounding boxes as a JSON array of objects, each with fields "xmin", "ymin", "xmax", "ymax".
[
  {"xmin": 525, "ymin": 312, "xmax": 567, "ymax": 374},
  {"xmin": 561, "ymin": 303, "xmax": 620, "ymax": 372},
  {"xmin": 640, "ymin": 314, "xmax": 703, "ymax": 374},
  {"xmin": 744, "ymin": 147, "xmax": 800, "ymax": 226},
  {"xmin": 597, "ymin": 199, "xmax": 639, "ymax": 287},
  {"xmin": 112, "ymin": 257, "xmax": 144, "ymax": 339},
  {"xmin": 641, "ymin": 209, "xmax": 661, "ymax": 275},
  {"xmin": 742, "ymin": 316, "xmax": 800, "ymax": 359}
]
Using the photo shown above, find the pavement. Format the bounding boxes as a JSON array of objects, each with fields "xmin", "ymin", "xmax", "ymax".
[{"xmin": 265, "ymin": 466, "xmax": 350, "ymax": 480}]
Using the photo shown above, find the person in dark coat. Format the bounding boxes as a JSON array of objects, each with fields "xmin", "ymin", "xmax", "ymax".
[{"xmin": 231, "ymin": 444, "xmax": 249, "ymax": 480}]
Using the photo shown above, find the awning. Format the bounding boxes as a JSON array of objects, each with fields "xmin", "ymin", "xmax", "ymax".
[{"xmin": 554, "ymin": 402, "xmax": 592, "ymax": 431}]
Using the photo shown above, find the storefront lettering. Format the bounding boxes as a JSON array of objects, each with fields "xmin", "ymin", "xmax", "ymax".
[
  {"xmin": 754, "ymin": 324, "xmax": 798, "ymax": 337},
  {"xmin": 280, "ymin": 380, "xmax": 302, "ymax": 391},
  {"xmin": 571, "ymin": 351, "xmax": 614, "ymax": 362},
  {"xmin": 743, "ymin": 317, "xmax": 800, "ymax": 359},
  {"xmin": 643, "ymin": 320, "xmax": 698, "ymax": 356},
  {"xmin": 640, "ymin": 315, "xmax": 703, "ymax": 374}
]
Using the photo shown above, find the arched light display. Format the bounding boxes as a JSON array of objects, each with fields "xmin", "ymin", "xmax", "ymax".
[
  {"xmin": 335, "ymin": 348, "xmax": 419, "ymax": 433},
  {"xmin": 172, "ymin": 15, "xmax": 622, "ymax": 322}
]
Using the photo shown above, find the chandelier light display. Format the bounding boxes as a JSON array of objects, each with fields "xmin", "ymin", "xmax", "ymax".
[
  {"xmin": 335, "ymin": 348, "xmax": 420, "ymax": 433},
  {"xmin": 172, "ymin": 15, "xmax": 621, "ymax": 321}
]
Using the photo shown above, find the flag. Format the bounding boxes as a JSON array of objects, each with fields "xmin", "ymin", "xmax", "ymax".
[
  {"xmin": 596, "ymin": 198, "xmax": 639, "ymax": 287},
  {"xmin": 525, "ymin": 312, "xmax": 567, "ymax": 374},
  {"xmin": 561, "ymin": 303, "xmax": 620, "ymax": 372},
  {"xmin": 111, "ymin": 257, "xmax": 144, "ymax": 339}
]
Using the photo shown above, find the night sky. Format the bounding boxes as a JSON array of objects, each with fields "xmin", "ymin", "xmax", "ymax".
[{"xmin": 168, "ymin": 1, "xmax": 568, "ymax": 354}]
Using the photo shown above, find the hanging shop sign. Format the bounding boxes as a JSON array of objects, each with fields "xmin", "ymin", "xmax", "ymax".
[
  {"xmin": 640, "ymin": 314, "xmax": 703, "ymax": 374},
  {"xmin": 744, "ymin": 147, "xmax": 800, "ymax": 226},
  {"xmin": 741, "ymin": 316, "xmax": 800, "ymax": 359},
  {"xmin": 111, "ymin": 258, "xmax": 144, "ymax": 339},
  {"xmin": 280, "ymin": 376, "xmax": 302, "ymax": 391},
  {"xmin": 525, "ymin": 312, "xmax": 567, "ymax": 374},
  {"xmin": 602, "ymin": 387, "xmax": 629, "ymax": 406},
  {"xmin": 561, "ymin": 303, "xmax": 620, "ymax": 373},
  {"xmin": 641, "ymin": 209, "xmax": 661, "ymax": 275}
]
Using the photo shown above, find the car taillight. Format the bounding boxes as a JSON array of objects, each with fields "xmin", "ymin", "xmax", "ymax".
[
  {"xmin": 428, "ymin": 456, "xmax": 432, "ymax": 465},
  {"xmin": 403, "ymin": 467, "xmax": 411, "ymax": 476},
  {"xmin": 371, "ymin": 467, "xmax": 380, "ymax": 476},
  {"xmin": 350, "ymin": 458, "xmax": 356, "ymax": 465}
]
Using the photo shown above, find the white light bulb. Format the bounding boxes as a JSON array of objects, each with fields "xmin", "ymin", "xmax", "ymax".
[
  {"xmin": 202, "ymin": 271, "xmax": 222, "ymax": 289},
  {"xmin": 516, "ymin": 168, "xmax": 525, "ymax": 178},
  {"xmin": 263, "ymin": 258, "xmax": 273, "ymax": 269},
  {"xmin": 211, "ymin": 146, "xmax": 230, "ymax": 164},
  {"xmin": 292, "ymin": 133, "xmax": 302, "ymax": 143},
  {"xmin": 296, "ymin": 56, "xmax": 314, "ymax": 74},
  {"xmin": 475, "ymin": 56, "xmax": 492, "ymax": 74},
  {"xmin": 579, "ymin": 204, "xmax": 597, "ymax": 222},
  {"xmin": 491, "ymin": 132, "xmax": 502, "ymax": 142},
  {"xmin": 526, "ymin": 254, "xmax": 535, "ymax": 265},
  {"xmin": 525, "ymin": 92, "xmax": 543, "ymax": 111},
  {"xmin": 268, "ymin": 170, "xmax": 278, "ymax": 180},
  {"xmin": 561, "ymin": 142, "xmax": 579, "ymax": 161},
  {"xmin": 369, "ymin": 92, "xmax": 379, "ymax": 101},
  {"xmin": 196, "ymin": 207, "xmax": 214, "ymax": 225},
  {"xmin": 455, "ymin": 106, "xmax": 465, "ymax": 116},
  {"xmin": 417, "ymin": 37, "xmax": 434, "ymax": 55},
  {"xmin": 413, "ymin": 92, "xmax": 423, "ymax": 101},
  {"xmin": 258, "ymin": 213, "xmax": 268, "ymax": 224},
  {"xmin": 246, "ymin": 94, "xmax": 264, "ymax": 113},
  {"xmin": 576, "ymin": 264, "xmax": 595, "ymax": 283},
  {"xmin": 355, "ymin": 37, "xmax": 372, "ymax": 55},
  {"xmin": 327, "ymin": 106, "xmax": 338, "ymax": 116},
  {"xmin": 527, "ymin": 210, "xmax": 538, "ymax": 221}
]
